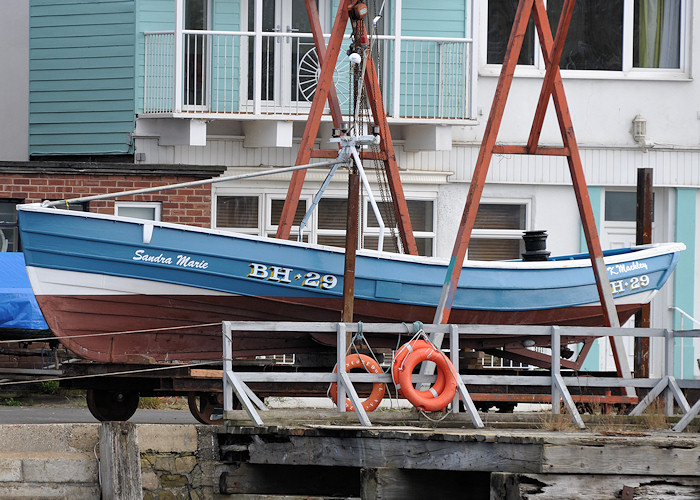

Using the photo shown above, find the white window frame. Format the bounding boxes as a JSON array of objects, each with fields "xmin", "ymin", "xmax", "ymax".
[
  {"xmin": 478, "ymin": 0, "xmax": 691, "ymax": 80},
  {"xmin": 265, "ymin": 195, "xmax": 313, "ymax": 242},
  {"xmin": 362, "ymin": 197, "xmax": 437, "ymax": 256},
  {"xmin": 115, "ymin": 201, "xmax": 163, "ymax": 221},
  {"xmin": 213, "ymin": 189, "xmax": 437, "ymax": 255}
]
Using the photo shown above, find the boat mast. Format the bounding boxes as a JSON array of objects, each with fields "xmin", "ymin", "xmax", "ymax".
[{"xmin": 275, "ymin": 0, "xmax": 418, "ymax": 256}]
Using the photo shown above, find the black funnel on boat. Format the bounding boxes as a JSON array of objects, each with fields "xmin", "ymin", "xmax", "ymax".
[{"xmin": 522, "ymin": 230, "xmax": 550, "ymax": 261}]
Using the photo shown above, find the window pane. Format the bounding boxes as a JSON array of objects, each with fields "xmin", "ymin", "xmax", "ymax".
[
  {"xmin": 487, "ymin": 0, "xmax": 535, "ymax": 65},
  {"xmin": 317, "ymin": 235, "xmax": 347, "ymax": 248},
  {"xmin": 605, "ymin": 191, "xmax": 655, "ymax": 222},
  {"xmin": 634, "ymin": 0, "xmax": 680, "ymax": 68},
  {"xmin": 367, "ymin": 200, "xmax": 433, "ymax": 231},
  {"xmin": 408, "ymin": 200, "xmax": 433, "ymax": 232},
  {"xmin": 117, "ymin": 206, "xmax": 157, "ymax": 221},
  {"xmin": 0, "ymin": 201, "xmax": 18, "ymax": 224},
  {"xmin": 469, "ymin": 239, "xmax": 522, "ymax": 261},
  {"xmin": 0, "ymin": 228, "xmax": 17, "ymax": 252},
  {"xmin": 270, "ymin": 199, "xmax": 307, "ymax": 227},
  {"xmin": 318, "ymin": 199, "xmax": 347, "ymax": 230},
  {"xmin": 217, "ymin": 196, "xmax": 259, "ymax": 228},
  {"xmin": 547, "ymin": 0, "xmax": 623, "ymax": 71},
  {"xmin": 474, "ymin": 204, "xmax": 526, "ymax": 230},
  {"xmin": 365, "ymin": 236, "xmax": 433, "ymax": 257},
  {"xmin": 364, "ymin": 235, "xmax": 401, "ymax": 253},
  {"xmin": 0, "ymin": 200, "xmax": 20, "ymax": 252}
]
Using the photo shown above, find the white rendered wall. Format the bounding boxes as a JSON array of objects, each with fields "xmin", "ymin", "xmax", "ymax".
[{"xmin": 0, "ymin": 0, "xmax": 29, "ymax": 161}]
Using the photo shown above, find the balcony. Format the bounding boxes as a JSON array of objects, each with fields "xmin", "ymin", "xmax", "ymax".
[{"xmin": 142, "ymin": 29, "xmax": 475, "ymax": 124}]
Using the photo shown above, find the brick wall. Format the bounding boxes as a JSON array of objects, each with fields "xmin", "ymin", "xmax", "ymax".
[{"xmin": 0, "ymin": 162, "xmax": 227, "ymax": 227}]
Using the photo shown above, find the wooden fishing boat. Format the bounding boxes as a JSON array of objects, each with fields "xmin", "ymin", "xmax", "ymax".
[{"xmin": 17, "ymin": 202, "xmax": 684, "ymax": 363}]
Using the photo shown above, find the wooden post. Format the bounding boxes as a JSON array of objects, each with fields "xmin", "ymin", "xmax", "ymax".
[
  {"xmin": 342, "ymin": 172, "xmax": 361, "ymax": 329},
  {"xmin": 635, "ymin": 168, "xmax": 653, "ymax": 379},
  {"xmin": 99, "ymin": 422, "xmax": 142, "ymax": 500}
]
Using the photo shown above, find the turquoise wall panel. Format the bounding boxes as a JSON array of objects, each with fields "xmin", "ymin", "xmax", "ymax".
[
  {"xmin": 399, "ymin": 0, "xmax": 468, "ymax": 118},
  {"xmin": 211, "ymin": 0, "xmax": 242, "ymax": 113},
  {"xmin": 136, "ymin": 0, "xmax": 175, "ymax": 113},
  {"xmin": 673, "ymin": 188, "xmax": 696, "ymax": 379},
  {"xmin": 29, "ymin": 0, "xmax": 136, "ymax": 156},
  {"xmin": 579, "ymin": 186, "xmax": 602, "ymax": 371}
]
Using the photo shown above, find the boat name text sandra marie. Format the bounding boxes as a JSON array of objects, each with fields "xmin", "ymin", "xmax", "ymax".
[
  {"xmin": 606, "ymin": 260, "xmax": 648, "ymax": 276},
  {"xmin": 132, "ymin": 249, "xmax": 209, "ymax": 269}
]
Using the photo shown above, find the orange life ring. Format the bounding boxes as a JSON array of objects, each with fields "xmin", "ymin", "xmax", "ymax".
[
  {"xmin": 395, "ymin": 346, "xmax": 458, "ymax": 412},
  {"xmin": 391, "ymin": 339, "xmax": 446, "ymax": 397},
  {"xmin": 329, "ymin": 353, "xmax": 386, "ymax": 412}
]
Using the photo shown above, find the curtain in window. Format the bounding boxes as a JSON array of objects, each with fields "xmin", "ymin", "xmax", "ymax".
[{"xmin": 636, "ymin": 0, "xmax": 680, "ymax": 68}]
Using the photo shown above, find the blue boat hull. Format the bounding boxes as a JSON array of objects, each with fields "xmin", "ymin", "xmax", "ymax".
[{"xmin": 17, "ymin": 204, "xmax": 684, "ymax": 362}]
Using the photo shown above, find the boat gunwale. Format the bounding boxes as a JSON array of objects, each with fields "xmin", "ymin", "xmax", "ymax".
[{"xmin": 17, "ymin": 203, "xmax": 686, "ymax": 271}]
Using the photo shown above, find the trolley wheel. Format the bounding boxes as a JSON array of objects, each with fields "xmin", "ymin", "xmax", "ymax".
[
  {"xmin": 86, "ymin": 389, "xmax": 140, "ymax": 422},
  {"xmin": 188, "ymin": 392, "xmax": 228, "ymax": 425}
]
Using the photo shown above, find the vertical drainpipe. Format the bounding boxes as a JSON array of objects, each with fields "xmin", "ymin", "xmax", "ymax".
[
  {"xmin": 174, "ymin": 0, "xmax": 183, "ymax": 113},
  {"xmin": 392, "ymin": 0, "xmax": 401, "ymax": 119},
  {"xmin": 673, "ymin": 187, "xmax": 696, "ymax": 379}
]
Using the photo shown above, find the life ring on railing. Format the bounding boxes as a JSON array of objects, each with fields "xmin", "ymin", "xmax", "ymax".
[
  {"xmin": 391, "ymin": 340, "xmax": 446, "ymax": 397},
  {"xmin": 329, "ymin": 353, "xmax": 385, "ymax": 412},
  {"xmin": 394, "ymin": 344, "xmax": 458, "ymax": 412}
]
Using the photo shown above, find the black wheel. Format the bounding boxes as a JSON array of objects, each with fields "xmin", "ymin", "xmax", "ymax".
[
  {"xmin": 495, "ymin": 403, "xmax": 517, "ymax": 413},
  {"xmin": 188, "ymin": 392, "xmax": 227, "ymax": 425},
  {"xmin": 86, "ymin": 389, "xmax": 139, "ymax": 421}
]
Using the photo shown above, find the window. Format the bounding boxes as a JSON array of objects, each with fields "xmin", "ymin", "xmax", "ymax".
[
  {"xmin": 267, "ymin": 198, "xmax": 308, "ymax": 242},
  {"xmin": 214, "ymin": 194, "xmax": 436, "ymax": 256},
  {"xmin": 604, "ymin": 190, "xmax": 654, "ymax": 221},
  {"xmin": 366, "ymin": 200, "xmax": 435, "ymax": 256},
  {"xmin": 486, "ymin": 0, "xmax": 684, "ymax": 73},
  {"xmin": 184, "ymin": 0, "xmax": 210, "ymax": 109},
  {"xmin": 115, "ymin": 202, "xmax": 162, "ymax": 221},
  {"xmin": 216, "ymin": 196, "xmax": 260, "ymax": 232},
  {"xmin": 469, "ymin": 203, "xmax": 528, "ymax": 261},
  {"xmin": 0, "ymin": 199, "xmax": 22, "ymax": 252}
]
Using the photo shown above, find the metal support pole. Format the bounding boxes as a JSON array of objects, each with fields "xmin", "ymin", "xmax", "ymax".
[
  {"xmin": 665, "ymin": 329, "xmax": 674, "ymax": 416},
  {"xmin": 551, "ymin": 325, "xmax": 561, "ymax": 415}
]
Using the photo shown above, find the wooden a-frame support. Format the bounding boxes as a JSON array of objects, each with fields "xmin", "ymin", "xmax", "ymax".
[
  {"xmin": 275, "ymin": 0, "xmax": 418, "ymax": 256},
  {"xmin": 432, "ymin": 0, "xmax": 634, "ymax": 384}
]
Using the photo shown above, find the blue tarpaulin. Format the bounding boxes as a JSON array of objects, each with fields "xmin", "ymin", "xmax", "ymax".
[{"xmin": 0, "ymin": 253, "xmax": 49, "ymax": 330}]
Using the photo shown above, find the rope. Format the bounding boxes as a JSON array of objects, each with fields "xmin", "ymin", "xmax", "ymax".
[{"xmin": 0, "ymin": 322, "xmax": 221, "ymax": 345}]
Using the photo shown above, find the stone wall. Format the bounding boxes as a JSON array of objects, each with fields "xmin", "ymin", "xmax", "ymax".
[{"xmin": 0, "ymin": 423, "xmax": 221, "ymax": 499}]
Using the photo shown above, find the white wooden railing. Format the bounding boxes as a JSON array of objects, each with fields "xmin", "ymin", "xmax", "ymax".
[{"xmin": 222, "ymin": 322, "xmax": 700, "ymax": 430}]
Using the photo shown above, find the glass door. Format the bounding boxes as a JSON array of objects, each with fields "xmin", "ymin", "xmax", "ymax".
[
  {"xmin": 247, "ymin": 0, "xmax": 334, "ymax": 112},
  {"xmin": 184, "ymin": 0, "xmax": 210, "ymax": 110}
]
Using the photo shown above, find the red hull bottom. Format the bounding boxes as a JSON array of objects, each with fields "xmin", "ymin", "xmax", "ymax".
[{"xmin": 37, "ymin": 294, "xmax": 641, "ymax": 363}]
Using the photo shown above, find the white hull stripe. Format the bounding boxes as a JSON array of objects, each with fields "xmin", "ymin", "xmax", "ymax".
[{"xmin": 26, "ymin": 266, "xmax": 234, "ymax": 297}]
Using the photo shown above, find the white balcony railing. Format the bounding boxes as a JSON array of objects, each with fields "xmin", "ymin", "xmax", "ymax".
[{"xmin": 143, "ymin": 30, "xmax": 474, "ymax": 121}]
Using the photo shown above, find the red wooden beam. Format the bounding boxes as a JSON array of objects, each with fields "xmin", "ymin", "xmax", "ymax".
[
  {"xmin": 531, "ymin": 0, "xmax": 620, "ymax": 329},
  {"xmin": 433, "ymin": 0, "xmax": 536, "ymax": 324},
  {"xmin": 276, "ymin": 0, "xmax": 351, "ymax": 241},
  {"xmin": 356, "ymin": 19, "xmax": 418, "ymax": 255}
]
